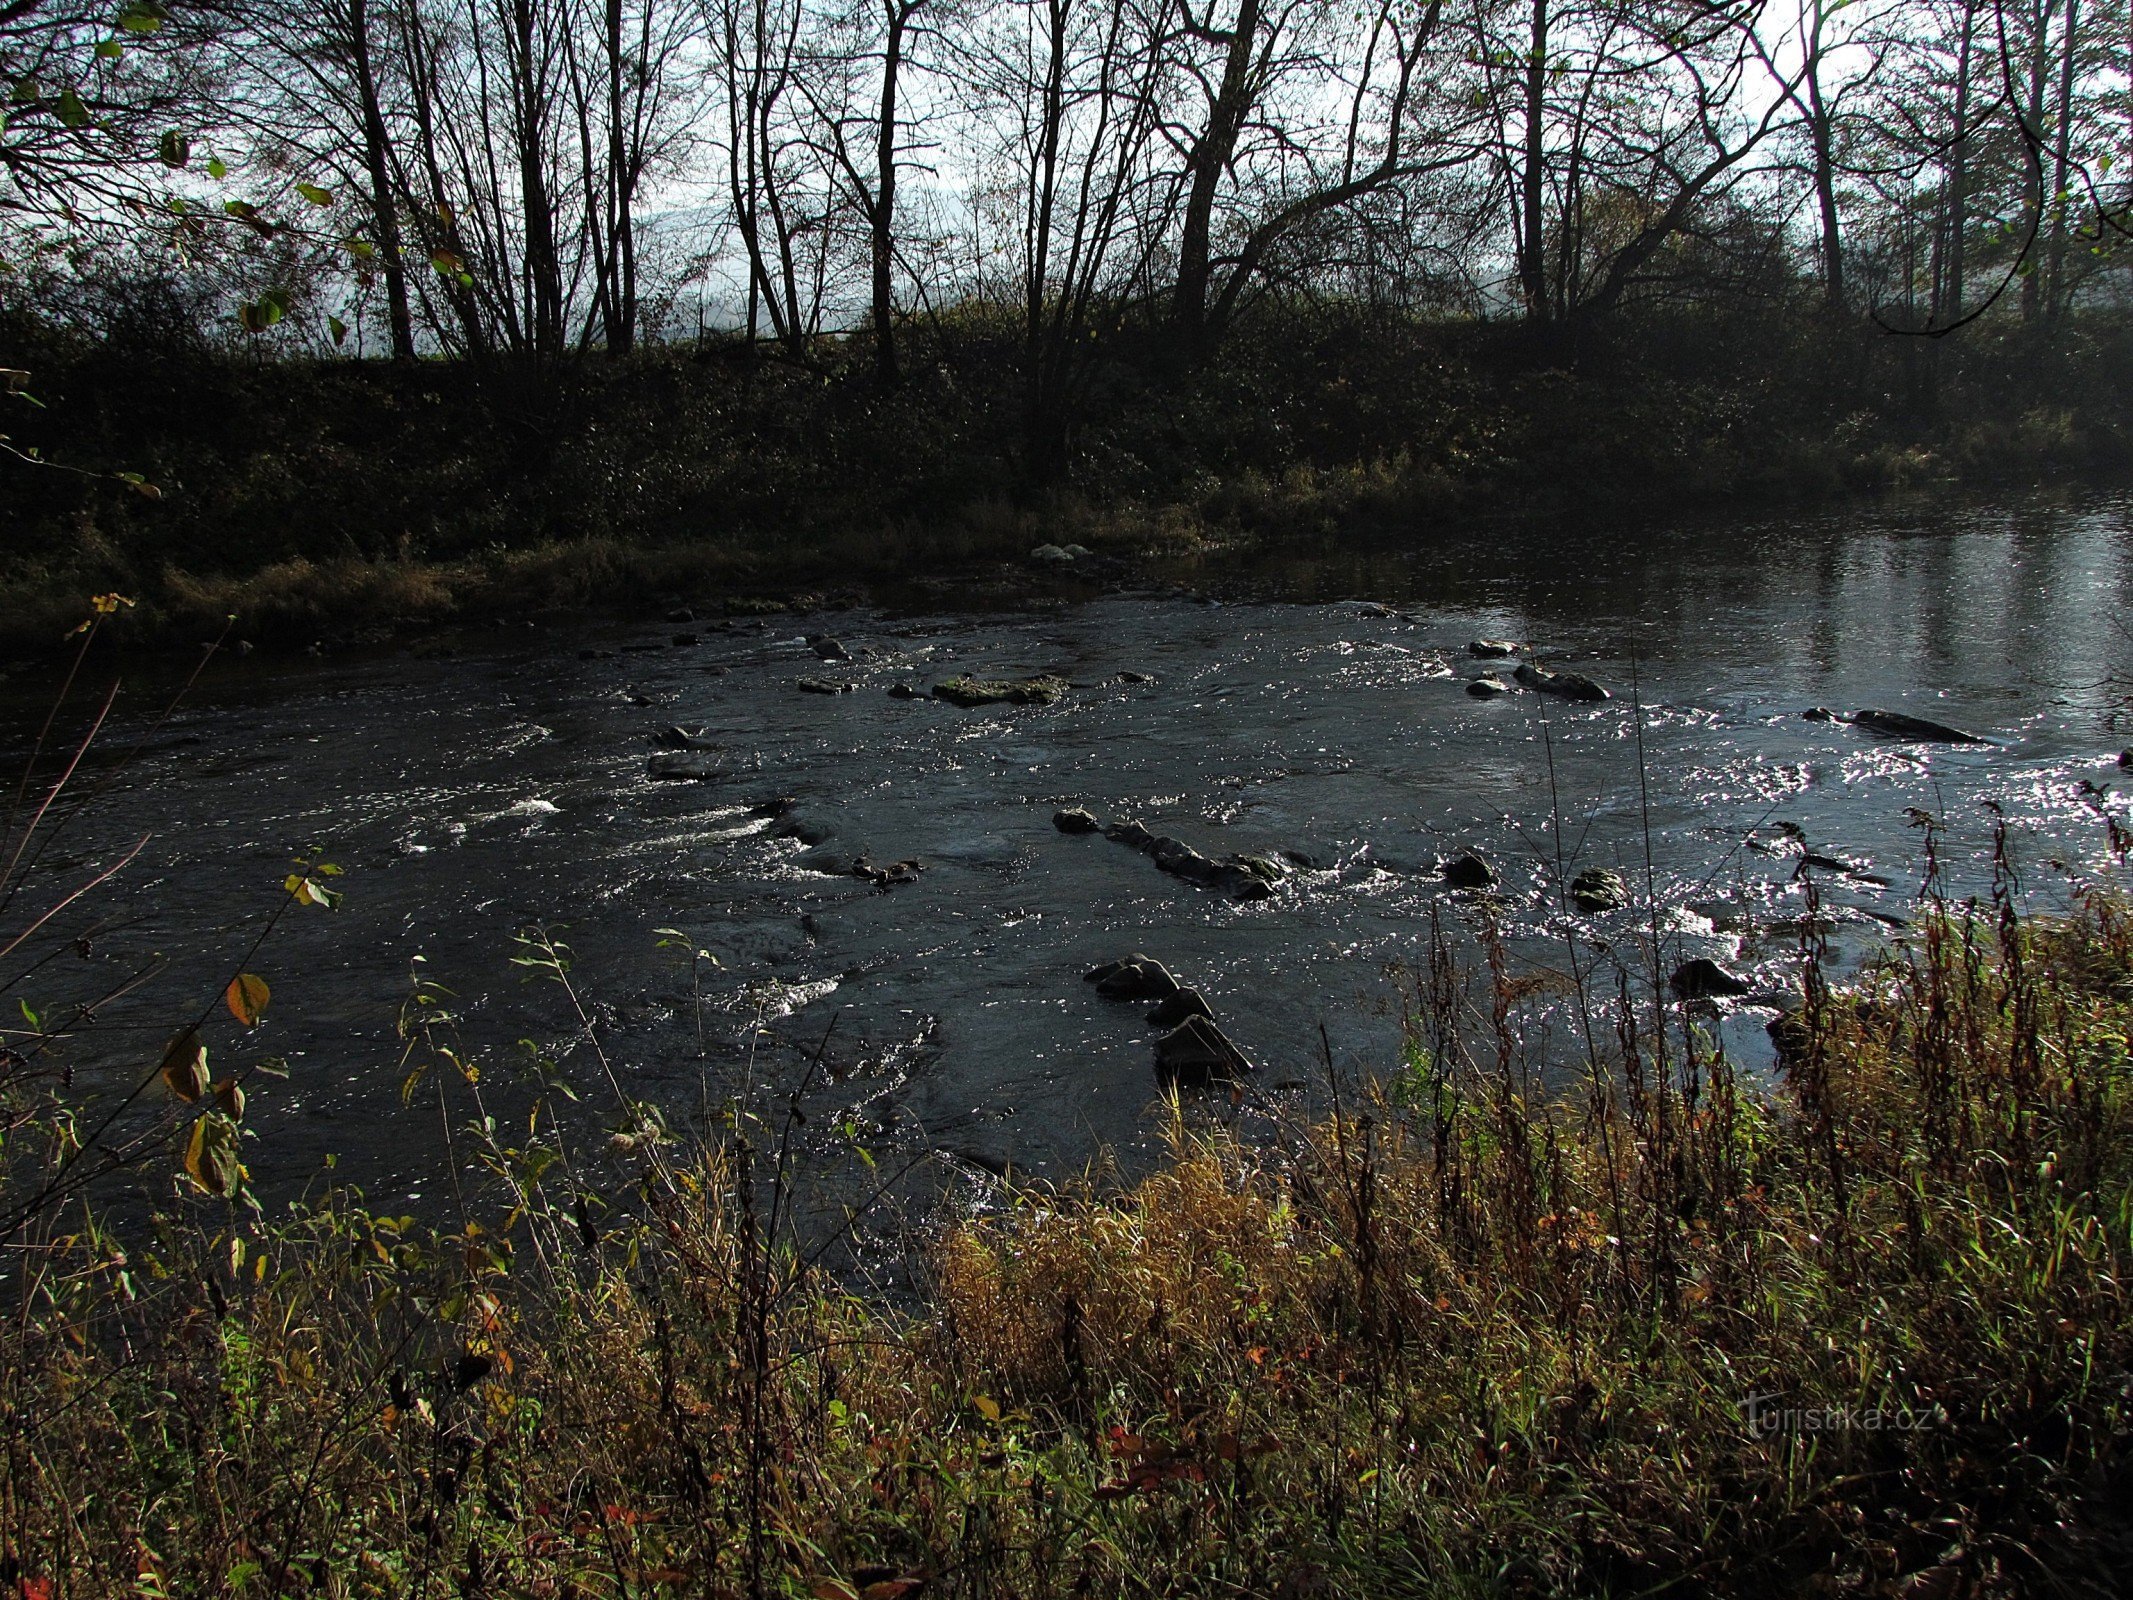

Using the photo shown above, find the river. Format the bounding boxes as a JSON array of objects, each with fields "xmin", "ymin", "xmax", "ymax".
[{"xmin": 7, "ymin": 488, "xmax": 2131, "ymax": 1207}]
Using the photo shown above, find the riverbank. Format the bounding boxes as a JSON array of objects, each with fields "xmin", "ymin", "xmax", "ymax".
[
  {"xmin": 6, "ymin": 837, "xmax": 2132, "ymax": 1598},
  {"xmin": 4, "ymin": 303, "xmax": 2128, "ymax": 657}
]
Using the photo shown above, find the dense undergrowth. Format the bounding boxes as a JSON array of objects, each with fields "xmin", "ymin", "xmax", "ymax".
[
  {"xmin": 2, "ymin": 298, "xmax": 2128, "ymax": 652},
  {"xmin": 6, "ymin": 786, "xmax": 2133, "ymax": 1597}
]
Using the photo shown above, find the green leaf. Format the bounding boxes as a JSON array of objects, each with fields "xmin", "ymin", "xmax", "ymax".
[
  {"xmin": 116, "ymin": 0, "xmax": 168, "ymax": 32},
  {"xmin": 156, "ymin": 128, "xmax": 188, "ymax": 167},
  {"xmin": 428, "ymin": 249, "xmax": 464, "ymax": 275},
  {"xmin": 13, "ymin": 77, "xmax": 42, "ymax": 105},
  {"xmin": 55, "ymin": 88, "xmax": 89, "ymax": 128},
  {"xmin": 329, "ymin": 314, "xmax": 349, "ymax": 346},
  {"xmin": 294, "ymin": 181, "xmax": 333, "ymax": 206},
  {"xmin": 346, "ymin": 237, "xmax": 375, "ymax": 261},
  {"xmin": 94, "ymin": 39, "xmax": 123, "ymax": 58},
  {"xmin": 183, "ymin": 1113, "xmax": 242, "ymax": 1196},
  {"xmin": 205, "ymin": 155, "xmax": 227, "ymax": 179}
]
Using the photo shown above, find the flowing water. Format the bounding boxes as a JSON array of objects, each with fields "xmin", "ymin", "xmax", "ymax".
[{"xmin": 8, "ymin": 490, "xmax": 2133, "ymax": 1205}]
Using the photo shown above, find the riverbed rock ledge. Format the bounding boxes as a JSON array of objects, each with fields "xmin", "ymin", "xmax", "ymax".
[
  {"xmin": 1515, "ymin": 662, "xmax": 1612, "ymax": 701},
  {"xmin": 933, "ymin": 674, "xmax": 1070, "ymax": 707},
  {"xmin": 1850, "ymin": 708, "xmax": 1989, "ymax": 744}
]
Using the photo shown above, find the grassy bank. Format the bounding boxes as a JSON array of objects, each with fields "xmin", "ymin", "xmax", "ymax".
[
  {"xmin": 7, "ymin": 817, "xmax": 2133, "ymax": 1597},
  {"xmin": 3, "ymin": 302, "xmax": 2129, "ymax": 655}
]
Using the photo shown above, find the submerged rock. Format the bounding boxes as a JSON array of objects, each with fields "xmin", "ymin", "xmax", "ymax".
[
  {"xmin": 1104, "ymin": 818, "xmax": 1157, "ymax": 851},
  {"xmin": 1765, "ymin": 1010, "xmax": 1813, "ymax": 1069},
  {"xmin": 798, "ymin": 676, "xmax": 856, "ymax": 695},
  {"xmin": 1146, "ymin": 988, "xmax": 1215, "ymax": 1029},
  {"xmin": 647, "ymin": 753, "xmax": 721, "ymax": 781},
  {"xmin": 933, "ymin": 674, "xmax": 1070, "ymax": 707},
  {"xmin": 807, "ymin": 635, "xmax": 854, "ymax": 662},
  {"xmin": 655, "ymin": 725, "xmax": 715, "ymax": 749},
  {"xmin": 1671, "ymin": 958, "xmax": 1753, "ymax": 1000},
  {"xmin": 1468, "ymin": 639, "xmax": 1522, "ymax": 658},
  {"xmin": 1053, "ymin": 806, "xmax": 1102, "ymax": 834},
  {"xmin": 1467, "ymin": 676, "xmax": 1513, "ymax": 698},
  {"xmin": 1118, "ymin": 670, "xmax": 1156, "ymax": 684},
  {"xmin": 1802, "ymin": 706, "xmax": 1843, "ymax": 723},
  {"xmin": 852, "ymin": 856, "xmax": 923, "ymax": 890},
  {"xmin": 1029, "ymin": 543, "xmax": 1075, "ymax": 564},
  {"xmin": 1851, "ymin": 708, "xmax": 1988, "ymax": 744},
  {"xmin": 1086, "ymin": 954, "xmax": 1180, "ymax": 1000},
  {"xmin": 1442, "ymin": 849, "xmax": 1498, "ymax": 890},
  {"xmin": 886, "ymin": 681, "xmax": 922, "ymax": 700},
  {"xmin": 1154, "ymin": 1016, "xmax": 1251, "ymax": 1086},
  {"xmin": 1570, "ymin": 866, "xmax": 1629, "ymax": 912},
  {"xmin": 1515, "ymin": 662, "xmax": 1611, "ymax": 701}
]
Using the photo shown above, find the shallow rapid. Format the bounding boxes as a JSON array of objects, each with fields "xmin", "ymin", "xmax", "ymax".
[{"xmin": 9, "ymin": 490, "xmax": 2132, "ymax": 1202}]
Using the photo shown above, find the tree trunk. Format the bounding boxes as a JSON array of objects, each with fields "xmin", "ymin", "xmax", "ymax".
[
  {"xmin": 1518, "ymin": 0, "xmax": 1547, "ymax": 321},
  {"xmin": 1174, "ymin": 0, "xmax": 1262, "ymax": 347},
  {"xmin": 349, "ymin": 0, "xmax": 415, "ymax": 358},
  {"xmin": 871, "ymin": 0, "xmax": 907, "ymax": 382},
  {"xmin": 2045, "ymin": 0, "xmax": 2080, "ymax": 321}
]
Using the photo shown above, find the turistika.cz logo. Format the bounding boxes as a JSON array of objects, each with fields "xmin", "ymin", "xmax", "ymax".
[{"xmin": 1738, "ymin": 1393, "xmax": 1942, "ymax": 1435}]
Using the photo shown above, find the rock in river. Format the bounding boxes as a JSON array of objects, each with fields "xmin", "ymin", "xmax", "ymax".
[
  {"xmin": 1850, "ymin": 708, "xmax": 1988, "ymax": 744},
  {"xmin": 808, "ymin": 635, "xmax": 854, "ymax": 662},
  {"xmin": 887, "ymin": 682, "xmax": 923, "ymax": 700},
  {"xmin": 1146, "ymin": 988, "xmax": 1215, "ymax": 1029},
  {"xmin": 1053, "ymin": 806, "xmax": 1102, "ymax": 834},
  {"xmin": 1670, "ymin": 958, "xmax": 1752, "ymax": 1000},
  {"xmin": 1086, "ymin": 954, "xmax": 1180, "ymax": 1000},
  {"xmin": 647, "ymin": 752, "xmax": 721, "ymax": 781},
  {"xmin": 933, "ymin": 674, "xmax": 1070, "ymax": 707},
  {"xmin": 1154, "ymin": 1016, "xmax": 1251, "ymax": 1086},
  {"xmin": 798, "ymin": 676, "xmax": 856, "ymax": 695},
  {"xmin": 1467, "ymin": 676, "xmax": 1513, "ymax": 698},
  {"xmin": 1514, "ymin": 662, "xmax": 1611, "ymax": 702},
  {"xmin": 1441, "ymin": 849, "xmax": 1498, "ymax": 890},
  {"xmin": 1468, "ymin": 639, "xmax": 1522, "ymax": 658},
  {"xmin": 1093, "ymin": 814, "xmax": 1277, "ymax": 900},
  {"xmin": 1570, "ymin": 866, "xmax": 1629, "ymax": 912},
  {"xmin": 655, "ymin": 725, "xmax": 716, "ymax": 749}
]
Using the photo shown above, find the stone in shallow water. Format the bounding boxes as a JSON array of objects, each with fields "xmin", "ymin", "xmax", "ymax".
[
  {"xmin": 1468, "ymin": 639, "xmax": 1521, "ymax": 658},
  {"xmin": 1850, "ymin": 708, "xmax": 1987, "ymax": 744},
  {"xmin": 647, "ymin": 753, "xmax": 721, "ymax": 781},
  {"xmin": 1570, "ymin": 866, "xmax": 1629, "ymax": 912},
  {"xmin": 933, "ymin": 674, "xmax": 1069, "ymax": 707},
  {"xmin": 1467, "ymin": 676, "xmax": 1513, "ymax": 698},
  {"xmin": 1515, "ymin": 662, "xmax": 1610, "ymax": 701},
  {"xmin": 1671, "ymin": 958, "xmax": 1752, "ymax": 1000},
  {"xmin": 1154, "ymin": 1016, "xmax": 1251, "ymax": 1086},
  {"xmin": 1086, "ymin": 954, "xmax": 1179, "ymax": 1000},
  {"xmin": 1053, "ymin": 806, "xmax": 1102, "ymax": 834},
  {"xmin": 798, "ymin": 676, "xmax": 856, "ymax": 695},
  {"xmin": 1146, "ymin": 988, "xmax": 1214, "ymax": 1029},
  {"xmin": 1441, "ymin": 849, "xmax": 1498, "ymax": 890}
]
